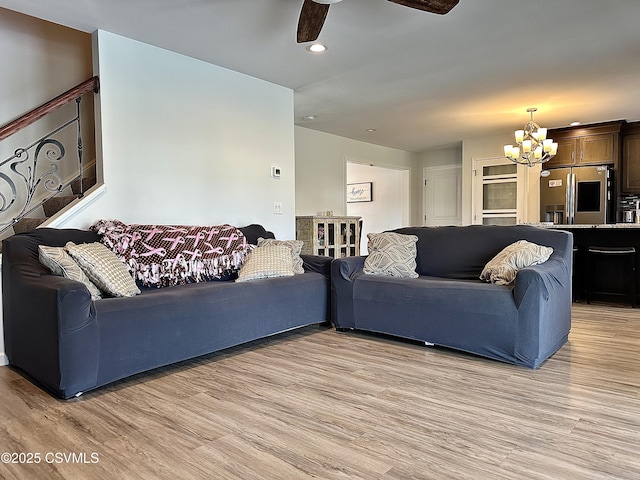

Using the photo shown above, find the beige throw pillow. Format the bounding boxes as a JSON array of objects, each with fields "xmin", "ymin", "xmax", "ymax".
[
  {"xmin": 364, "ymin": 232, "xmax": 419, "ymax": 279},
  {"xmin": 257, "ymin": 237, "xmax": 304, "ymax": 274},
  {"xmin": 65, "ymin": 242, "xmax": 141, "ymax": 297},
  {"xmin": 236, "ymin": 244, "xmax": 295, "ymax": 282},
  {"xmin": 38, "ymin": 245, "xmax": 103, "ymax": 300},
  {"xmin": 480, "ymin": 240, "xmax": 553, "ymax": 286}
]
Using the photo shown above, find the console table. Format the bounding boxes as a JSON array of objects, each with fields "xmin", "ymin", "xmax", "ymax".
[{"xmin": 296, "ymin": 215, "xmax": 361, "ymax": 258}]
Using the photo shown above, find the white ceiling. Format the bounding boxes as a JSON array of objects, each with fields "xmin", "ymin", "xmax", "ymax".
[{"xmin": 2, "ymin": 0, "xmax": 640, "ymax": 152}]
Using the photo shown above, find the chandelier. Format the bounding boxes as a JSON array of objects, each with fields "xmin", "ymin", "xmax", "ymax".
[{"xmin": 504, "ymin": 108, "xmax": 558, "ymax": 167}]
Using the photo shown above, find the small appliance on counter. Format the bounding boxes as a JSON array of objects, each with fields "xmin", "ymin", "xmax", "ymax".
[
  {"xmin": 623, "ymin": 210, "xmax": 636, "ymax": 223},
  {"xmin": 540, "ymin": 165, "xmax": 613, "ymax": 225}
]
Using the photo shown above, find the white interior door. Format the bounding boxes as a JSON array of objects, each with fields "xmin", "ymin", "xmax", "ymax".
[
  {"xmin": 423, "ymin": 165, "xmax": 462, "ymax": 226},
  {"xmin": 472, "ymin": 157, "xmax": 526, "ymax": 225}
]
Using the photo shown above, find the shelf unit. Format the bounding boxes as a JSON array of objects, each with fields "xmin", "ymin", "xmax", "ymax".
[{"xmin": 296, "ymin": 216, "xmax": 361, "ymax": 258}]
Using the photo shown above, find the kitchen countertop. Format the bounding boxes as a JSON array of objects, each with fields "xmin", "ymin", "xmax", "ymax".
[{"xmin": 524, "ymin": 223, "xmax": 640, "ymax": 229}]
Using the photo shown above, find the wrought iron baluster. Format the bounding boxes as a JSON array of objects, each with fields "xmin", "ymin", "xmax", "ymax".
[{"xmin": 76, "ymin": 96, "xmax": 83, "ymax": 197}]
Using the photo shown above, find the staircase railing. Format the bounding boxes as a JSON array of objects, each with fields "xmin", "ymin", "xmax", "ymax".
[{"xmin": 0, "ymin": 76, "xmax": 99, "ymax": 235}]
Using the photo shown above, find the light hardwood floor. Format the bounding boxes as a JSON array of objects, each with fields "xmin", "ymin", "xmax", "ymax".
[{"xmin": 1, "ymin": 302, "xmax": 639, "ymax": 479}]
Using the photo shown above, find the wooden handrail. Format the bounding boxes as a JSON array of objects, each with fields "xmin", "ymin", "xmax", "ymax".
[{"xmin": 0, "ymin": 76, "xmax": 99, "ymax": 143}]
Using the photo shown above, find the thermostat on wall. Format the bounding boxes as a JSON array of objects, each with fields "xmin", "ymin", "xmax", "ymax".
[{"xmin": 271, "ymin": 166, "xmax": 281, "ymax": 179}]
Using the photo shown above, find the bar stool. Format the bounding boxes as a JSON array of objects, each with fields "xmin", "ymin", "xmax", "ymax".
[
  {"xmin": 572, "ymin": 246, "xmax": 578, "ymax": 302},
  {"xmin": 586, "ymin": 246, "xmax": 636, "ymax": 308}
]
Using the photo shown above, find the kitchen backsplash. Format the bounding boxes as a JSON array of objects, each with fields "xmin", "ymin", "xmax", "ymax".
[
  {"xmin": 619, "ymin": 194, "xmax": 640, "ymax": 224},
  {"xmin": 620, "ymin": 193, "xmax": 640, "ymax": 211}
]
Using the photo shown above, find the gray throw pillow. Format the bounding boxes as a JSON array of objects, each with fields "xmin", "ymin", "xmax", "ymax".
[
  {"xmin": 480, "ymin": 240, "xmax": 553, "ymax": 285},
  {"xmin": 257, "ymin": 237, "xmax": 304, "ymax": 274},
  {"xmin": 236, "ymin": 245, "xmax": 295, "ymax": 282},
  {"xmin": 38, "ymin": 245, "xmax": 103, "ymax": 300},
  {"xmin": 65, "ymin": 242, "xmax": 141, "ymax": 297},
  {"xmin": 363, "ymin": 232, "xmax": 419, "ymax": 279}
]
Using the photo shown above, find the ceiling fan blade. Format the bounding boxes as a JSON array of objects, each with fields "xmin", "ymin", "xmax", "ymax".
[
  {"xmin": 297, "ymin": 0, "xmax": 330, "ymax": 43},
  {"xmin": 387, "ymin": 0, "xmax": 459, "ymax": 15}
]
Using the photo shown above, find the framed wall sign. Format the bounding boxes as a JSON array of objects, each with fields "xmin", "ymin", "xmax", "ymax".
[{"xmin": 347, "ymin": 182, "xmax": 373, "ymax": 203}]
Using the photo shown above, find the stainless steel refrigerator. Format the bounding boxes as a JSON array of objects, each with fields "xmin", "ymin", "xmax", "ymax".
[{"xmin": 539, "ymin": 165, "xmax": 613, "ymax": 224}]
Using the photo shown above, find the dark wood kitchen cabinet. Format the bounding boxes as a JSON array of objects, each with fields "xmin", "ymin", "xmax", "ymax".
[
  {"xmin": 622, "ymin": 122, "xmax": 640, "ymax": 194},
  {"xmin": 545, "ymin": 121, "xmax": 623, "ymax": 169}
]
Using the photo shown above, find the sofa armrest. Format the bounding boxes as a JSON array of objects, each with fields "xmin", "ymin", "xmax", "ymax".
[
  {"xmin": 301, "ymin": 254, "xmax": 333, "ymax": 277},
  {"xmin": 330, "ymin": 256, "xmax": 366, "ymax": 329},
  {"xmin": 512, "ymin": 256, "xmax": 572, "ymax": 367},
  {"xmin": 3, "ymin": 266, "xmax": 99, "ymax": 398}
]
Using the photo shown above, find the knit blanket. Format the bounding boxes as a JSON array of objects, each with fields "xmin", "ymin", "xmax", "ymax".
[{"xmin": 91, "ymin": 219, "xmax": 251, "ymax": 287}]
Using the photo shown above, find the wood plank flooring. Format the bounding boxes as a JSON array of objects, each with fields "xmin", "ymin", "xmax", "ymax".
[{"xmin": 1, "ymin": 302, "xmax": 639, "ymax": 479}]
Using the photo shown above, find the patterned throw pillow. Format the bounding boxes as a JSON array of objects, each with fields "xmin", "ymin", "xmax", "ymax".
[
  {"xmin": 38, "ymin": 245, "xmax": 103, "ymax": 300},
  {"xmin": 65, "ymin": 242, "xmax": 141, "ymax": 297},
  {"xmin": 363, "ymin": 232, "xmax": 419, "ymax": 279},
  {"xmin": 257, "ymin": 237, "xmax": 304, "ymax": 274},
  {"xmin": 480, "ymin": 240, "xmax": 553, "ymax": 286},
  {"xmin": 236, "ymin": 245, "xmax": 295, "ymax": 282}
]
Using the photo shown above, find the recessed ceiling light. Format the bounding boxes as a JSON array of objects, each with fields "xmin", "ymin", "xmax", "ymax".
[
  {"xmin": 306, "ymin": 43, "xmax": 327, "ymax": 53},
  {"xmin": 570, "ymin": 121, "xmax": 581, "ymax": 126},
  {"xmin": 303, "ymin": 115, "xmax": 316, "ymax": 121},
  {"xmin": 366, "ymin": 129, "xmax": 377, "ymax": 132}
]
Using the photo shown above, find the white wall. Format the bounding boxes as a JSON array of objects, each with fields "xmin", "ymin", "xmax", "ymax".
[
  {"xmin": 346, "ymin": 163, "xmax": 410, "ymax": 254},
  {"xmin": 0, "ymin": 8, "xmax": 93, "ymax": 126},
  {"xmin": 418, "ymin": 143, "xmax": 462, "ymax": 169},
  {"xmin": 62, "ymin": 30, "xmax": 296, "ymax": 239},
  {"xmin": 295, "ymin": 126, "xmax": 420, "ymax": 225}
]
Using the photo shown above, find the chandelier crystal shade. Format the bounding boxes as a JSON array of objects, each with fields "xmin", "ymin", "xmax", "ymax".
[{"xmin": 504, "ymin": 108, "xmax": 558, "ymax": 167}]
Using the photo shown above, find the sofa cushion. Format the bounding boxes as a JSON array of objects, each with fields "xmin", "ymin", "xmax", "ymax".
[
  {"xmin": 236, "ymin": 244, "xmax": 295, "ymax": 282},
  {"xmin": 65, "ymin": 242, "xmax": 141, "ymax": 297},
  {"xmin": 352, "ymin": 274, "xmax": 519, "ymax": 363},
  {"xmin": 392, "ymin": 225, "xmax": 564, "ymax": 280},
  {"xmin": 480, "ymin": 240, "xmax": 553, "ymax": 285},
  {"xmin": 257, "ymin": 237, "xmax": 304, "ymax": 274},
  {"xmin": 363, "ymin": 232, "xmax": 419, "ymax": 279},
  {"xmin": 38, "ymin": 245, "xmax": 103, "ymax": 300}
]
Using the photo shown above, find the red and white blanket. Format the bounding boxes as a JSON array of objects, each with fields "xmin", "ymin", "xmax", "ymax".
[{"xmin": 91, "ymin": 219, "xmax": 251, "ymax": 287}]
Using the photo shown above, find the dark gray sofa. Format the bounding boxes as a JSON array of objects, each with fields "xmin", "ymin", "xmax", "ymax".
[
  {"xmin": 331, "ymin": 225, "xmax": 573, "ymax": 368},
  {"xmin": 3, "ymin": 225, "xmax": 331, "ymax": 399}
]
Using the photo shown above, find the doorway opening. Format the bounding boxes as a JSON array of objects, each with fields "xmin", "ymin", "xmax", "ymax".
[{"xmin": 346, "ymin": 161, "xmax": 410, "ymax": 254}]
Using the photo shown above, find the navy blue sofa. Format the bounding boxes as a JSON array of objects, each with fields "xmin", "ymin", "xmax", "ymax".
[
  {"xmin": 331, "ymin": 225, "xmax": 573, "ymax": 368},
  {"xmin": 3, "ymin": 225, "xmax": 331, "ymax": 399}
]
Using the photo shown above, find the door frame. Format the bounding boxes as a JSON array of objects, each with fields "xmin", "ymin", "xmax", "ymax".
[
  {"xmin": 472, "ymin": 157, "xmax": 528, "ymax": 225},
  {"xmin": 422, "ymin": 164, "xmax": 462, "ymax": 226}
]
